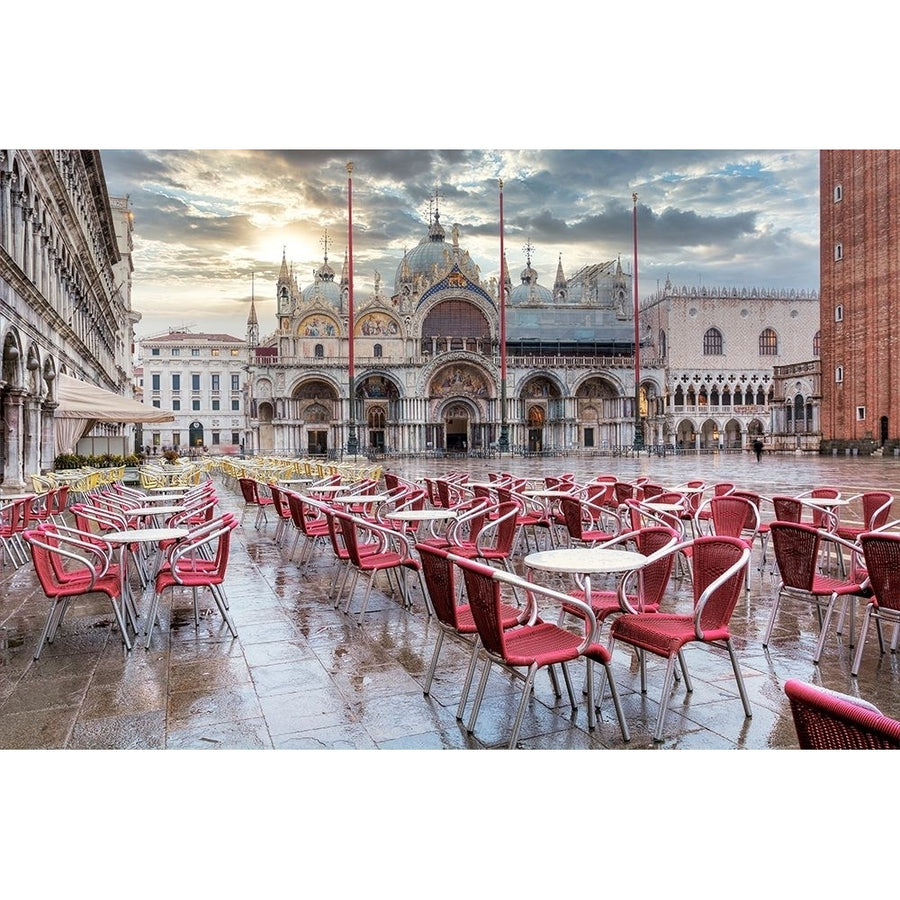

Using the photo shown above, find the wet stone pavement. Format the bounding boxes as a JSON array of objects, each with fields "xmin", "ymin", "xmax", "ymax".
[{"xmin": 2, "ymin": 450, "xmax": 900, "ymax": 752}]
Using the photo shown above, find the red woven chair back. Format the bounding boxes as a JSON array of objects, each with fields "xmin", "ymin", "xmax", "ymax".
[
  {"xmin": 860, "ymin": 532, "xmax": 900, "ymax": 613},
  {"xmin": 770, "ymin": 522, "xmax": 820, "ymax": 591},
  {"xmin": 457, "ymin": 557, "xmax": 509, "ymax": 657},
  {"xmin": 561, "ymin": 497, "xmax": 589, "ymax": 541},
  {"xmin": 333, "ymin": 512, "xmax": 367, "ymax": 566},
  {"xmin": 238, "ymin": 477, "xmax": 259, "ymax": 504},
  {"xmin": 417, "ymin": 543, "xmax": 461, "ymax": 629},
  {"xmin": 707, "ymin": 495, "xmax": 755, "ymax": 538},
  {"xmin": 862, "ymin": 491, "xmax": 893, "ymax": 529},
  {"xmin": 785, "ymin": 679, "xmax": 900, "ymax": 749},
  {"xmin": 691, "ymin": 536, "xmax": 747, "ymax": 630},
  {"xmin": 268, "ymin": 484, "xmax": 292, "ymax": 520},
  {"xmin": 772, "ymin": 495, "xmax": 803, "ymax": 523},
  {"xmin": 479, "ymin": 502, "xmax": 520, "ymax": 556},
  {"xmin": 633, "ymin": 526, "xmax": 680, "ymax": 609}
]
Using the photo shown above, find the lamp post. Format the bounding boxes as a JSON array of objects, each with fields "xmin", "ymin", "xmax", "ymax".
[
  {"xmin": 346, "ymin": 161, "xmax": 359, "ymax": 456},
  {"xmin": 632, "ymin": 192, "xmax": 644, "ymax": 452},
  {"xmin": 498, "ymin": 178, "xmax": 509, "ymax": 453}
]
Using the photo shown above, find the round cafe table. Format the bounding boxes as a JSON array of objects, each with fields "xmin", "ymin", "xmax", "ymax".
[
  {"xmin": 385, "ymin": 507, "xmax": 457, "ymax": 540},
  {"xmin": 104, "ymin": 527, "xmax": 189, "ymax": 641},
  {"xmin": 524, "ymin": 546, "xmax": 649, "ymax": 618}
]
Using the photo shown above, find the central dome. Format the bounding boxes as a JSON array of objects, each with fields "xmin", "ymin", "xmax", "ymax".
[{"xmin": 394, "ymin": 212, "xmax": 453, "ymax": 293}]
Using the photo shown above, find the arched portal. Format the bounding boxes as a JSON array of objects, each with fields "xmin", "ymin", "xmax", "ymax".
[
  {"xmin": 291, "ymin": 379, "xmax": 339, "ymax": 456},
  {"xmin": 189, "ymin": 421, "xmax": 204, "ymax": 449},
  {"xmin": 257, "ymin": 402, "xmax": 275, "ymax": 452},
  {"xmin": 444, "ymin": 403, "xmax": 470, "ymax": 452},
  {"xmin": 368, "ymin": 406, "xmax": 387, "ymax": 452},
  {"xmin": 527, "ymin": 405, "xmax": 545, "ymax": 452}
]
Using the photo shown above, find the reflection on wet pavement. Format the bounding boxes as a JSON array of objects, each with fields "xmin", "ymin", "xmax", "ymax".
[{"xmin": 2, "ymin": 451, "xmax": 899, "ymax": 750}]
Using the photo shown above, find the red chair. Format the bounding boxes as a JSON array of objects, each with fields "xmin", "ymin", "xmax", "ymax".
[
  {"xmin": 285, "ymin": 491, "xmax": 330, "ymax": 566},
  {"xmin": 770, "ymin": 495, "xmax": 804, "ymax": 523},
  {"xmin": 694, "ymin": 493, "xmax": 760, "ymax": 589},
  {"xmin": 608, "ymin": 535, "xmax": 751, "ymax": 742},
  {"xmin": 1, "ymin": 499, "xmax": 29, "ymax": 568},
  {"xmin": 144, "ymin": 515, "xmax": 238, "ymax": 649},
  {"xmin": 853, "ymin": 531, "xmax": 900, "ymax": 676},
  {"xmin": 444, "ymin": 500, "xmax": 521, "ymax": 575},
  {"xmin": 784, "ymin": 679, "xmax": 900, "ymax": 749},
  {"xmin": 559, "ymin": 496, "xmax": 618, "ymax": 548},
  {"xmin": 451, "ymin": 552, "xmax": 631, "ymax": 748},
  {"xmin": 417, "ymin": 542, "xmax": 526, "ymax": 721},
  {"xmin": 836, "ymin": 491, "xmax": 894, "ymax": 555},
  {"xmin": 558, "ymin": 526, "xmax": 680, "ymax": 636},
  {"xmin": 267, "ymin": 484, "xmax": 293, "ymax": 547},
  {"xmin": 238, "ymin": 477, "xmax": 273, "ymax": 528},
  {"xmin": 23, "ymin": 524, "xmax": 132, "ymax": 658},
  {"xmin": 765, "ymin": 521, "xmax": 871, "ymax": 664},
  {"xmin": 333, "ymin": 509, "xmax": 426, "ymax": 624}
]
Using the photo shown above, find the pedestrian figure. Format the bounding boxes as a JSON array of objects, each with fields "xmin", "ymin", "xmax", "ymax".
[{"xmin": 753, "ymin": 438, "xmax": 763, "ymax": 462}]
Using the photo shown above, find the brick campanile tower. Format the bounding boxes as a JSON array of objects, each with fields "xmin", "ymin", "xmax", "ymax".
[{"xmin": 820, "ymin": 150, "xmax": 900, "ymax": 452}]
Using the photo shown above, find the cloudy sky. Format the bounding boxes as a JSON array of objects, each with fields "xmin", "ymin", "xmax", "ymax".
[
  {"xmin": 101, "ymin": 148, "xmax": 821, "ymax": 342},
  {"xmin": 17, "ymin": 2, "xmax": 890, "ymax": 350}
]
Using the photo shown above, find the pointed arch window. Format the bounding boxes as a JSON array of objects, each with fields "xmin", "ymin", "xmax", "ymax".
[
  {"xmin": 813, "ymin": 330, "xmax": 820, "ymax": 357},
  {"xmin": 703, "ymin": 327, "xmax": 723, "ymax": 355},
  {"xmin": 759, "ymin": 328, "xmax": 778, "ymax": 355}
]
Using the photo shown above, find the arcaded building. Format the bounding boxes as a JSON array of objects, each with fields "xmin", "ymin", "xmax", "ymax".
[
  {"xmin": 0, "ymin": 150, "xmax": 139, "ymax": 489},
  {"xmin": 820, "ymin": 150, "xmax": 900, "ymax": 452},
  {"xmin": 639, "ymin": 280, "xmax": 819, "ymax": 451}
]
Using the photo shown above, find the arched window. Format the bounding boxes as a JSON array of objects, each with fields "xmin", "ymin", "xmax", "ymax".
[
  {"xmin": 658, "ymin": 329, "xmax": 667, "ymax": 358},
  {"xmin": 813, "ymin": 330, "xmax": 820, "ymax": 357},
  {"xmin": 314, "ymin": 344, "xmax": 324, "ymax": 358},
  {"xmin": 759, "ymin": 328, "xmax": 778, "ymax": 355},
  {"xmin": 373, "ymin": 343, "xmax": 383, "ymax": 358},
  {"xmin": 703, "ymin": 327, "xmax": 723, "ymax": 355}
]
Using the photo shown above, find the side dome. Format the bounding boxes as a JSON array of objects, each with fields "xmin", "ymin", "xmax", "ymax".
[
  {"xmin": 302, "ymin": 256, "xmax": 342, "ymax": 306},
  {"xmin": 509, "ymin": 262, "xmax": 553, "ymax": 305}
]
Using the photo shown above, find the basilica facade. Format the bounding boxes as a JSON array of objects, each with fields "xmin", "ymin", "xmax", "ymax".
[{"xmin": 246, "ymin": 211, "xmax": 648, "ymax": 457}]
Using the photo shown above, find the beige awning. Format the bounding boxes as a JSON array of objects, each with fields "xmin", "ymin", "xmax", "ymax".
[{"xmin": 54, "ymin": 374, "xmax": 174, "ymax": 453}]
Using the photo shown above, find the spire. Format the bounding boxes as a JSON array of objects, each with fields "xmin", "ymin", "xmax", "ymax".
[
  {"xmin": 554, "ymin": 253, "xmax": 567, "ymax": 291},
  {"xmin": 247, "ymin": 273, "xmax": 259, "ymax": 348},
  {"xmin": 278, "ymin": 246, "xmax": 290, "ymax": 285},
  {"xmin": 340, "ymin": 249, "xmax": 349, "ymax": 287}
]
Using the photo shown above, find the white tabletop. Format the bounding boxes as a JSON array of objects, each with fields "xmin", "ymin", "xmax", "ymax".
[
  {"xmin": 385, "ymin": 508, "xmax": 458, "ymax": 522},
  {"xmin": 524, "ymin": 547, "xmax": 648, "ymax": 574},
  {"xmin": 522, "ymin": 489, "xmax": 576, "ymax": 499},
  {"xmin": 802, "ymin": 496, "xmax": 849, "ymax": 507},
  {"xmin": 149, "ymin": 485, "xmax": 192, "ymax": 492},
  {"xmin": 143, "ymin": 493, "xmax": 187, "ymax": 504},
  {"xmin": 332, "ymin": 494, "xmax": 389, "ymax": 505},
  {"xmin": 126, "ymin": 505, "xmax": 186, "ymax": 517},
  {"xmin": 306, "ymin": 484, "xmax": 346, "ymax": 493},
  {"xmin": 279, "ymin": 478, "xmax": 314, "ymax": 485},
  {"xmin": 643, "ymin": 502, "xmax": 684, "ymax": 512},
  {"xmin": 105, "ymin": 527, "xmax": 189, "ymax": 544}
]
